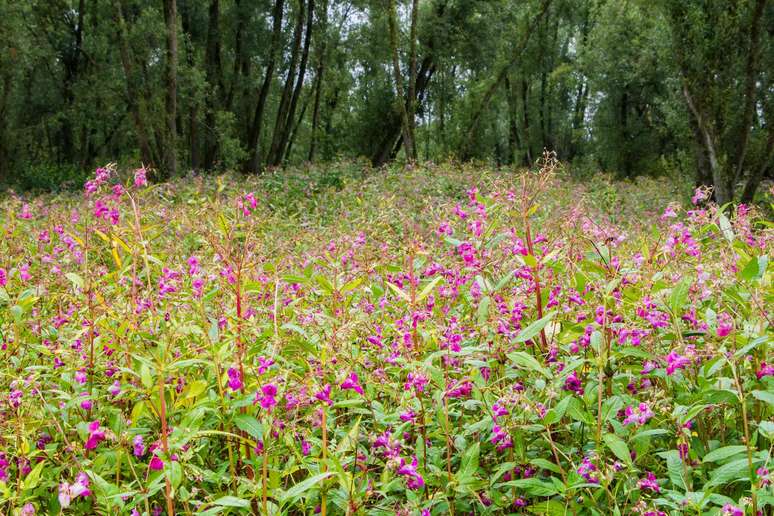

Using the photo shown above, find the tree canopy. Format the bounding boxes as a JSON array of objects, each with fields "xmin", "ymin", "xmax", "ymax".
[{"xmin": 0, "ymin": 0, "xmax": 771, "ymax": 202}]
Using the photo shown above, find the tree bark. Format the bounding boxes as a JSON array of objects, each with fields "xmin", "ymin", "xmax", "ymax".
[
  {"xmin": 269, "ymin": 0, "xmax": 314, "ymax": 167},
  {"xmin": 163, "ymin": 0, "xmax": 178, "ymax": 177},
  {"xmin": 460, "ymin": 0, "xmax": 552, "ymax": 159},
  {"xmin": 388, "ymin": 0, "xmax": 416, "ymax": 162},
  {"xmin": 244, "ymin": 0, "xmax": 285, "ymax": 173},
  {"xmin": 204, "ymin": 0, "xmax": 223, "ymax": 170},
  {"xmin": 407, "ymin": 0, "xmax": 419, "ymax": 160},
  {"xmin": 308, "ymin": 0, "xmax": 328, "ymax": 161},
  {"xmin": 732, "ymin": 0, "xmax": 766, "ymax": 186},
  {"xmin": 113, "ymin": 0, "xmax": 155, "ymax": 168}
]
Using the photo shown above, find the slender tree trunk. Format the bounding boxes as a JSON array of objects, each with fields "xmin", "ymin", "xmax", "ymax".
[
  {"xmin": 284, "ymin": 91, "xmax": 311, "ymax": 163},
  {"xmin": 683, "ymin": 83, "xmax": 729, "ymax": 203},
  {"xmin": 732, "ymin": 0, "xmax": 766, "ymax": 186},
  {"xmin": 741, "ymin": 103, "xmax": 773, "ymax": 203},
  {"xmin": 520, "ymin": 78, "xmax": 533, "ymax": 166},
  {"xmin": 308, "ymin": 0, "xmax": 328, "ymax": 161},
  {"xmin": 113, "ymin": 0, "xmax": 155, "ymax": 167},
  {"xmin": 267, "ymin": 0, "xmax": 305, "ymax": 167},
  {"xmin": 163, "ymin": 0, "xmax": 178, "ymax": 177},
  {"xmin": 244, "ymin": 0, "xmax": 285, "ymax": 173},
  {"xmin": 270, "ymin": 0, "xmax": 314, "ymax": 167},
  {"xmin": 406, "ymin": 0, "xmax": 419, "ymax": 160},
  {"xmin": 504, "ymin": 75, "xmax": 521, "ymax": 165},
  {"xmin": 204, "ymin": 0, "xmax": 223, "ymax": 170},
  {"xmin": 460, "ymin": 0, "xmax": 551, "ymax": 159},
  {"xmin": 181, "ymin": 1, "xmax": 199, "ymax": 170},
  {"xmin": 388, "ymin": 0, "xmax": 416, "ymax": 162}
]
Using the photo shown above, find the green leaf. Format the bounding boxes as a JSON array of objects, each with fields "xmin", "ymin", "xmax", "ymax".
[
  {"xmin": 65, "ymin": 272, "xmax": 84, "ymax": 290},
  {"xmin": 752, "ymin": 390, "xmax": 774, "ymax": 407},
  {"xmin": 758, "ymin": 421, "xmax": 774, "ymax": 439},
  {"xmin": 740, "ymin": 255, "xmax": 768, "ymax": 282},
  {"xmin": 477, "ymin": 296, "xmax": 491, "ymax": 324},
  {"xmin": 668, "ymin": 277, "xmax": 692, "ymax": 314},
  {"xmin": 212, "ymin": 496, "xmax": 251, "ymax": 508},
  {"xmin": 661, "ymin": 450, "xmax": 687, "ymax": 491},
  {"xmin": 718, "ymin": 211, "xmax": 734, "ymax": 243},
  {"xmin": 603, "ymin": 433, "xmax": 632, "ymax": 465},
  {"xmin": 703, "ymin": 445, "xmax": 747, "ymax": 463},
  {"xmin": 515, "ymin": 312, "xmax": 555, "ymax": 343},
  {"xmin": 234, "ymin": 415, "xmax": 263, "ymax": 440},
  {"xmin": 22, "ymin": 461, "xmax": 45, "ymax": 491},
  {"xmin": 707, "ymin": 457, "xmax": 758, "ymax": 488},
  {"xmin": 386, "ymin": 282, "xmax": 410, "ymax": 302},
  {"xmin": 507, "ymin": 351, "xmax": 550, "ymax": 378},
  {"xmin": 503, "ymin": 478, "xmax": 560, "ymax": 496},
  {"xmin": 278, "ymin": 472, "xmax": 334, "ymax": 506},
  {"xmin": 417, "ymin": 276, "xmax": 443, "ymax": 302},
  {"xmin": 458, "ymin": 441, "xmax": 480, "ymax": 481}
]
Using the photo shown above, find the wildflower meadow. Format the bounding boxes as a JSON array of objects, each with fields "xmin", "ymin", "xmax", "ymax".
[{"xmin": 1, "ymin": 159, "xmax": 772, "ymax": 515}]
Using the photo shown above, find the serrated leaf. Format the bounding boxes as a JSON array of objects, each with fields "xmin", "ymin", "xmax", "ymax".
[
  {"xmin": 703, "ymin": 445, "xmax": 747, "ymax": 463},
  {"xmin": 278, "ymin": 472, "xmax": 333, "ymax": 506},
  {"xmin": 515, "ymin": 312, "xmax": 555, "ymax": 343},
  {"xmin": 604, "ymin": 433, "xmax": 632, "ymax": 465},
  {"xmin": 234, "ymin": 415, "xmax": 263, "ymax": 440}
]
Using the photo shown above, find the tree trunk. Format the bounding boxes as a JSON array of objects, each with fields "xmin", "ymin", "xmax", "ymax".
[
  {"xmin": 269, "ymin": 0, "xmax": 314, "ymax": 167},
  {"xmin": 732, "ymin": 0, "xmax": 766, "ymax": 186},
  {"xmin": 180, "ymin": 1, "xmax": 199, "ymax": 170},
  {"xmin": 406, "ymin": 0, "xmax": 419, "ymax": 160},
  {"xmin": 387, "ymin": 0, "xmax": 416, "ymax": 162},
  {"xmin": 741, "ymin": 105, "xmax": 773, "ymax": 203},
  {"xmin": 113, "ymin": 0, "xmax": 155, "ymax": 168},
  {"xmin": 682, "ymin": 83, "xmax": 730, "ymax": 203},
  {"xmin": 520, "ymin": 78, "xmax": 533, "ymax": 166},
  {"xmin": 308, "ymin": 0, "xmax": 328, "ymax": 161},
  {"xmin": 204, "ymin": 0, "xmax": 223, "ymax": 170},
  {"xmin": 244, "ymin": 0, "xmax": 285, "ymax": 173},
  {"xmin": 504, "ymin": 75, "xmax": 521, "ymax": 165},
  {"xmin": 163, "ymin": 0, "xmax": 178, "ymax": 177},
  {"xmin": 460, "ymin": 0, "xmax": 551, "ymax": 159}
]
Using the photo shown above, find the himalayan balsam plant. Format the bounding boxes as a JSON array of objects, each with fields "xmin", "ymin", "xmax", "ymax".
[{"xmin": 0, "ymin": 158, "xmax": 772, "ymax": 515}]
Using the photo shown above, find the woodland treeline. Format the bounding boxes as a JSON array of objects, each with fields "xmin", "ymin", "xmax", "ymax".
[{"xmin": 0, "ymin": 0, "xmax": 771, "ymax": 202}]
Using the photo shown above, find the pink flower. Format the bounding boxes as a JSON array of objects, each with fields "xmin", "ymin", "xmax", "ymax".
[
  {"xmin": 58, "ymin": 473, "xmax": 91, "ymax": 508},
  {"xmin": 622, "ymin": 403, "xmax": 654, "ymax": 426},
  {"xmin": 315, "ymin": 384, "xmax": 333, "ymax": 406},
  {"xmin": 563, "ymin": 371, "xmax": 584, "ymax": 395},
  {"xmin": 665, "ymin": 350, "xmax": 691, "ymax": 375},
  {"xmin": 84, "ymin": 421, "xmax": 105, "ymax": 450},
  {"xmin": 0, "ymin": 268, "xmax": 6, "ymax": 287},
  {"xmin": 227, "ymin": 367, "xmax": 242, "ymax": 391},
  {"xmin": 721, "ymin": 504, "xmax": 743, "ymax": 516},
  {"xmin": 638, "ymin": 471, "xmax": 660, "ymax": 493},
  {"xmin": 397, "ymin": 456, "xmax": 424, "ymax": 489},
  {"xmin": 757, "ymin": 362, "xmax": 774, "ymax": 379},
  {"xmin": 716, "ymin": 312, "xmax": 733, "ymax": 338},
  {"xmin": 149, "ymin": 454, "xmax": 164, "ymax": 471},
  {"xmin": 133, "ymin": 435, "xmax": 145, "ymax": 457},
  {"xmin": 340, "ymin": 372, "xmax": 364, "ymax": 395},
  {"xmin": 134, "ymin": 167, "xmax": 148, "ymax": 187},
  {"xmin": 255, "ymin": 383, "xmax": 278, "ymax": 411}
]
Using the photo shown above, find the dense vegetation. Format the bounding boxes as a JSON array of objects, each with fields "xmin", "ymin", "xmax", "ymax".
[
  {"xmin": 0, "ymin": 0, "xmax": 772, "ymax": 203},
  {"xmin": 0, "ymin": 161, "xmax": 771, "ymax": 514}
]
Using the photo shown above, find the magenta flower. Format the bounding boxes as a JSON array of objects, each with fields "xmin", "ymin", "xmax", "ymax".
[
  {"xmin": 108, "ymin": 380, "xmax": 121, "ymax": 397},
  {"xmin": 134, "ymin": 167, "xmax": 148, "ymax": 188},
  {"xmin": 255, "ymin": 383, "xmax": 278, "ymax": 411},
  {"xmin": 622, "ymin": 403, "xmax": 654, "ymax": 426},
  {"xmin": 0, "ymin": 268, "xmax": 6, "ymax": 287},
  {"xmin": 716, "ymin": 312, "xmax": 733, "ymax": 338},
  {"xmin": 665, "ymin": 351, "xmax": 691, "ymax": 375},
  {"xmin": 227, "ymin": 367, "xmax": 242, "ymax": 391},
  {"xmin": 721, "ymin": 504, "xmax": 743, "ymax": 516},
  {"xmin": 757, "ymin": 362, "xmax": 774, "ymax": 379},
  {"xmin": 149, "ymin": 454, "xmax": 164, "ymax": 471},
  {"xmin": 84, "ymin": 421, "xmax": 105, "ymax": 450},
  {"xmin": 58, "ymin": 473, "xmax": 91, "ymax": 508},
  {"xmin": 577, "ymin": 456, "xmax": 599, "ymax": 483},
  {"xmin": 397, "ymin": 456, "xmax": 424, "ymax": 490},
  {"xmin": 257, "ymin": 356, "xmax": 275, "ymax": 374},
  {"xmin": 133, "ymin": 435, "xmax": 145, "ymax": 457},
  {"xmin": 563, "ymin": 371, "xmax": 584, "ymax": 395},
  {"xmin": 638, "ymin": 471, "xmax": 660, "ymax": 493},
  {"xmin": 314, "ymin": 384, "xmax": 333, "ymax": 406},
  {"xmin": 404, "ymin": 372, "xmax": 429, "ymax": 393},
  {"xmin": 340, "ymin": 372, "xmax": 364, "ymax": 395}
]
